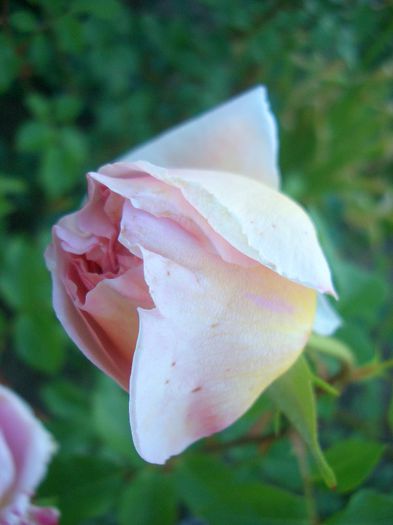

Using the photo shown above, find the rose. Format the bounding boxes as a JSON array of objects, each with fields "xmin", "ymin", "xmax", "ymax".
[
  {"xmin": 0, "ymin": 386, "xmax": 59, "ymax": 525},
  {"xmin": 0, "ymin": 385, "xmax": 59, "ymax": 525},
  {"xmin": 45, "ymin": 86, "xmax": 338, "ymax": 464}
]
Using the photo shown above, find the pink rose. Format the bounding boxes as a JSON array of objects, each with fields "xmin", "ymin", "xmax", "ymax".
[
  {"xmin": 45, "ymin": 86, "xmax": 337, "ymax": 464},
  {"xmin": 0, "ymin": 385, "xmax": 59, "ymax": 525}
]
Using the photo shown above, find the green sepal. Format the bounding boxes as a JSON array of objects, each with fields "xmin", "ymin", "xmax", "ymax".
[{"xmin": 268, "ymin": 356, "xmax": 336, "ymax": 488}]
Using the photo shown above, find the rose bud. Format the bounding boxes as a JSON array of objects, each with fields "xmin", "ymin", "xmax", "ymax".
[
  {"xmin": 45, "ymin": 86, "xmax": 337, "ymax": 464},
  {"xmin": 0, "ymin": 385, "xmax": 59, "ymax": 525}
]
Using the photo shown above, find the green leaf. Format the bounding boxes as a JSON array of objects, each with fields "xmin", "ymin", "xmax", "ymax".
[
  {"xmin": 40, "ymin": 455, "xmax": 123, "ymax": 525},
  {"xmin": 118, "ymin": 470, "xmax": 177, "ymax": 525},
  {"xmin": 337, "ymin": 323, "xmax": 375, "ymax": 364},
  {"xmin": 0, "ymin": 175, "xmax": 26, "ymax": 194},
  {"xmin": 260, "ymin": 439, "xmax": 302, "ymax": 493},
  {"xmin": 26, "ymin": 93, "xmax": 51, "ymax": 120},
  {"xmin": 40, "ymin": 377, "xmax": 97, "ymax": 452},
  {"xmin": 59, "ymin": 126, "xmax": 87, "ymax": 164},
  {"xmin": 93, "ymin": 374, "xmax": 143, "ymax": 466},
  {"xmin": 0, "ymin": 35, "xmax": 20, "ymax": 92},
  {"xmin": 41, "ymin": 379, "xmax": 89, "ymax": 421},
  {"xmin": 17, "ymin": 121, "xmax": 54, "ymax": 153},
  {"xmin": 55, "ymin": 15, "xmax": 84, "ymax": 54},
  {"xmin": 71, "ymin": 0, "xmax": 123, "ymax": 19},
  {"xmin": 0, "ymin": 237, "xmax": 50, "ymax": 310},
  {"xmin": 176, "ymin": 454, "xmax": 308, "ymax": 525},
  {"xmin": 9, "ymin": 10, "xmax": 38, "ymax": 32},
  {"xmin": 317, "ymin": 439, "xmax": 385, "ymax": 493},
  {"xmin": 14, "ymin": 311, "xmax": 66, "ymax": 374},
  {"xmin": 28, "ymin": 33, "xmax": 52, "ymax": 74},
  {"xmin": 0, "ymin": 175, "xmax": 26, "ymax": 216},
  {"xmin": 335, "ymin": 260, "xmax": 388, "ymax": 327},
  {"xmin": 54, "ymin": 95, "xmax": 82, "ymax": 123},
  {"xmin": 0, "ymin": 237, "xmax": 66, "ymax": 373},
  {"xmin": 325, "ymin": 490, "xmax": 393, "ymax": 525},
  {"xmin": 39, "ymin": 144, "xmax": 79, "ymax": 196},
  {"xmin": 30, "ymin": 125, "xmax": 87, "ymax": 196},
  {"xmin": 39, "ymin": 146, "xmax": 67, "ymax": 197},
  {"xmin": 268, "ymin": 356, "xmax": 336, "ymax": 488},
  {"xmin": 388, "ymin": 394, "xmax": 393, "ymax": 434}
]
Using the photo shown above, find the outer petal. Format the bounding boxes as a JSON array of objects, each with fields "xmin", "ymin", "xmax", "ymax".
[
  {"xmin": 93, "ymin": 163, "xmax": 336, "ymax": 296},
  {"xmin": 0, "ymin": 386, "xmax": 55, "ymax": 516},
  {"xmin": 313, "ymin": 294, "xmax": 341, "ymax": 336},
  {"xmin": 121, "ymin": 86, "xmax": 280, "ymax": 189},
  {"xmin": 92, "ymin": 167, "xmax": 256, "ymax": 267},
  {"xmin": 129, "ymin": 241, "xmax": 316, "ymax": 464},
  {"xmin": 28, "ymin": 505, "xmax": 60, "ymax": 525},
  {"xmin": 0, "ymin": 431, "xmax": 15, "ymax": 502},
  {"xmin": 45, "ymin": 241, "xmax": 133, "ymax": 390}
]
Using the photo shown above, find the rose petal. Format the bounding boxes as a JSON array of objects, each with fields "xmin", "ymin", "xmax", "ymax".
[
  {"xmin": 121, "ymin": 86, "xmax": 280, "ymax": 188},
  {"xmin": 28, "ymin": 505, "xmax": 60, "ymax": 525},
  {"xmin": 92, "ymin": 169, "xmax": 258, "ymax": 268},
  {"xmin": 0, "ymin": 387, "xmax": 55, "ymax": 511},
  {"xmin": 313, "ymin": 294, "xmax": 341, "ymax": 336},
  {"xmin": 130, "ymin": 244, "xmax": 316, "ymax": 464},
  {"xmin": 0, "ymin": 431, "xmax": 15, "ymax": 501},
  {"xmin": 92, "ymin": 163, "xmax": 336, "ymax": 296},
  {"xmin": 45, "ymin": 242, "xmax": 132, "ymax": 389},
  {"xmin": 80, "ymin": 266, "xmax": 153, "ymax": 375},
  {"xmin": 118, "ymin": 200, "xmax": 206, "ymax": 263}
]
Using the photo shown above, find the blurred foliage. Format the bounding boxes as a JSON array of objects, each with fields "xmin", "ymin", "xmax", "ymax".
[{"xmin": 0, "ymin": 0, "xmax": 392, "ymax": 524}]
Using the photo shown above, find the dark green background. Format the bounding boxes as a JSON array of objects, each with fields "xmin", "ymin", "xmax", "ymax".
[{"xmin": 1, "ymin": 1, "xmax": 392, "ymax": 524}]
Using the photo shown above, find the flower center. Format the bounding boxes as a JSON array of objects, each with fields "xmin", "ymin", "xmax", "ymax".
[{"xmin": 64, "ymin": 186, "xmax": 143, "ymax": 305}]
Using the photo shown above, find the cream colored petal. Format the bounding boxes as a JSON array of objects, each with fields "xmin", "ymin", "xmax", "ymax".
[
  {"xmin": 91, "ymin": 167, "xmax": 256, "ymax": 267},
  {"xmin": 121, "ymin": 86, "xmax": 280, "ymax": 188},
  {"xmin": 119, "ymin": 162, "xmax": 336, "ymax": 296},
  {"xmin": 130, "ymin": 245, "xmax": 316, "ymax": 464}
]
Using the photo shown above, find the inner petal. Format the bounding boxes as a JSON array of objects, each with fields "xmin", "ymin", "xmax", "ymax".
[{"xmin": 90, "ymin": 169, "xmax": 259, "ymax": 268}]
